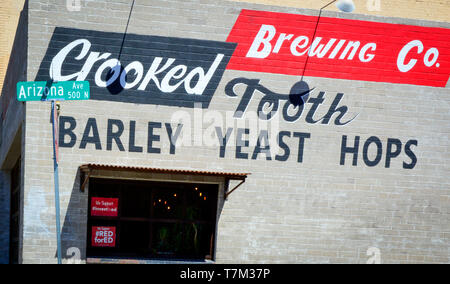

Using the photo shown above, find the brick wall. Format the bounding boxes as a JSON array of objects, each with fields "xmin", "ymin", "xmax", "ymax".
[
  {"xmin": 0, "ymin": 0, "xmax": 27, "ymax": 265},
  {"xmin": 0, "ymin": 171, "xmax": 10, "ymax": 264},
  {"xmin": 17, "ymin": 0, "xmax": 450, "ymax": 264},
  {"xmin": 231, "ymin": 0, "xmax": 450, "ymax": 22},
  {"xmin": 0, "ymin": 0, "xmax": 26, "ymax": 96}
]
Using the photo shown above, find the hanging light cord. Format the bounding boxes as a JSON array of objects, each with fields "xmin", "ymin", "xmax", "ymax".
[
  {"xmin": 300, "ymin": 0, "xmax": 337, "ymax": 81},
  {"xmin": 118, "ymin": 0, "xmax": 136, "ymax": 61}
]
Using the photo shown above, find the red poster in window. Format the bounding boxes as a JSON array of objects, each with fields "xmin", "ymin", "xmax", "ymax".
[
  {"xmin": 92, "ymin": 226, "xmax": 116, "ymax": 247},
  {"xmin": 91, "ymin": 197, "xmax": 119, "ymax": 217}
]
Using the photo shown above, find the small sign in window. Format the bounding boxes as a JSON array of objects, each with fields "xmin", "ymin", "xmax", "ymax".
[
  {"xmin": 91, "ymin": 197, "xmax": 119, "ymax": 217},
  {"xmin": 92, "ymin": 226, "xmax": 116, "ymax": 247}
]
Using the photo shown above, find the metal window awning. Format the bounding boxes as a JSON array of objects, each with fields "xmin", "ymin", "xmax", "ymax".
[{"xmin": 79, "ymin": 164, "xmax": 249, "ymax": 199}]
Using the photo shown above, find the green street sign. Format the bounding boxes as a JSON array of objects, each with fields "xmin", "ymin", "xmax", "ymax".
[{"xmin": 17, "ymin": 81, "xmax": 90, "ymax": 101}]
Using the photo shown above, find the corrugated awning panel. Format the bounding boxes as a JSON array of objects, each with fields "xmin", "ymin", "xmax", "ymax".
[{"xmin": 79, "ymin": 163, "xmax": 249, "ymax": 180}]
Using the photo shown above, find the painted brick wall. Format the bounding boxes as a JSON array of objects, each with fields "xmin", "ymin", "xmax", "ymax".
[{"xmin": 19, "ymin": 0, "xmax": 450, "ymax": 264}]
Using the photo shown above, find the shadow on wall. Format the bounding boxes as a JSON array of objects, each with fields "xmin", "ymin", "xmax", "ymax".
[
  {"xmin": 0, "ymin": 172, "xmax": 10, "ymax": 264},
  {"xmin": 0, "ymin": 0, "xmax": 28, "ymax": 265},
  {"xmin": 58, "ymin": 169, "xmax": 89, "ymax": 263}
]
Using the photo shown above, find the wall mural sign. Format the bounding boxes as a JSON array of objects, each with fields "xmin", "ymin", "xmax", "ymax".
[
  {"xmin": 35, "ymin": 27, "xmax": 237, "ymax": 108},
  {"xmin": 227, "ymin": 10, "xmax": 450, "ymax": 87},
  {"xmin": 34, "ymin": 9, "xmax": 449, "ymax": 169},
  {"xmin": 34, "ymin": 12, "xmax": 449, "ymax": 107}
]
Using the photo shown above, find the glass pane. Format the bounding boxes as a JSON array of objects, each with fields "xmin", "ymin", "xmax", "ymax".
[
  {"xmin": 150, "ymin": 222, "xmax": 213, "ymax": 259},
  {"xmin": 185, "ymin": 184, "xmax": 218, "ymax": 222},
  {"xmin": 151, "ymin": 222, "xmax": 183, "ymax": 258},
  {"xmin": 121, "ymin": 186, "xmax": 151, "ymax": 218},
  {"xmin": 152, "ymin": 188, "xmax": 183, "ymax": 220},
  {"xmin": 89, "ymin": 178, "xmax": 121, "ymax": 197},
  {"xmin": 119, "ymin": 221, "xmax": 150, "ymax": 256}
]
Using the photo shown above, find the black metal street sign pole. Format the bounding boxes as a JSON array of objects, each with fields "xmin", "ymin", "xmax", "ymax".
[{"xmin": 51, "ymin": 100, "xmax": 62, "ymax": 264}]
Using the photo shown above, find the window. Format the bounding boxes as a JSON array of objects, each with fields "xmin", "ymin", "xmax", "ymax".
[{"xmin": 87, "ymin": 178, "xmax": 219, "ymax": 261}]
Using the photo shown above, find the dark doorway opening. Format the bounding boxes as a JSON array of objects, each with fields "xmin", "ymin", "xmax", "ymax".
[{"xmin": 9, "ymin": 158, "xmax": 21, "ymax": 264}]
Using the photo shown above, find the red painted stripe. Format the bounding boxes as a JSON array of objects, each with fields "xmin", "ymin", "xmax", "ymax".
[{"xmin": 226, "ymin": 9, "xmax": 450, "ymax": 87}]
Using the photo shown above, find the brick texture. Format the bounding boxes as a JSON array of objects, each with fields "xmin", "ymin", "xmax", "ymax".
[
  {"xmin": 0, "ymin": 0, "xmax": 26, "ymax": 97},
  {"xmin": 4, "ymin": 0, "xmax": 449, "ymax": 264},
  {"xmin": 230, "ymin": 0, "xmax": 450, "ymax": 22},
  {"xmin": 0, "ymin": 172, "xmax": 9, "ymax": 264}
]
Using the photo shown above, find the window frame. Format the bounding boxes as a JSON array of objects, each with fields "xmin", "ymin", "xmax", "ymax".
[{"xmin": 86, "ymin": 177, "xmax": 221, "ymax": 262}]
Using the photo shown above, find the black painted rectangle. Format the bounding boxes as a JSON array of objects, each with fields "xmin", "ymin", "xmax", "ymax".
[{"xmin": 35, "ymin": 27, "xmax": 237, "ymax": 108}]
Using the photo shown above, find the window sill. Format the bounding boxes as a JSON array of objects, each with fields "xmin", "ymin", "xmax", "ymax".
[{"xmin": 86, "ymin": 257, "xmax": 215, "ymax": 264}]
